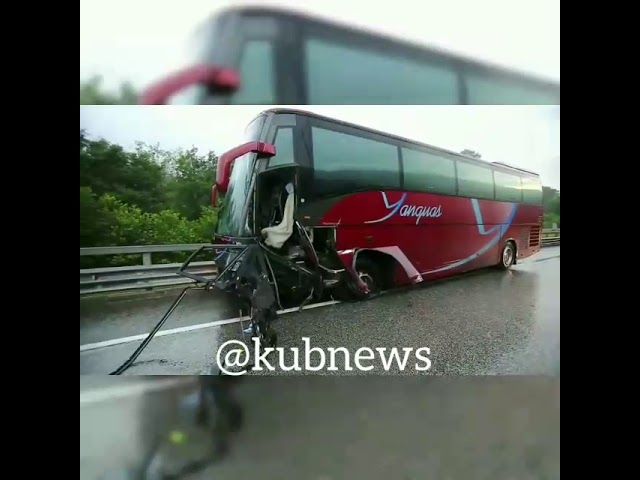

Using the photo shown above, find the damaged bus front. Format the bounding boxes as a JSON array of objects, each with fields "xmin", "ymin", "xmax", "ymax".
[{"xmin": 183, "ymin": 111, "xmax": 346, "ymax": 348}]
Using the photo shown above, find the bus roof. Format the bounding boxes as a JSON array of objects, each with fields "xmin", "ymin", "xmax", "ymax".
[
  {"xmin": 220, "ymin": 6, "xmax": 559, "ymax": 89},
  {"xmin": 263, "ymin": 108, "xmax": 541, "ymax": 178}
]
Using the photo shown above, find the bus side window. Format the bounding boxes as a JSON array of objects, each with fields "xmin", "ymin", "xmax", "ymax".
[
  {"xmin": 230, "ymin": 40, "xmax": 276, "ymax": 104},
  {"xmin": 305, "ymin": 39, "xmax": 459, "ymax": 104},
  {"xmin": 402, "ymin": 148, "xmax": 456, "ymax": 195},
  {"xmin": 494, "ymin": 171, "xmax": 523, "ymax": 202},
  {"xmin": 311, "ymin": 126, "xmax": 400, "ymax": 197},
  {"xmin": 268, "ymin": 128, "xmax": 295, "ymax": 168},
  {"xmin": 457, "ymin": 162, "xmax": 494, "ymax": 200},
  {"xmin": 465, "ymin": 74, "xmax": 559, "ymax": 105},
  {"xmin": 521, "ymin": 176, "xmax": 543, "ymax": 204}
]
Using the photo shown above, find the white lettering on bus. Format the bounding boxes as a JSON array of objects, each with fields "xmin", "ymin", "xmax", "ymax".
[{"xmin": 399, "ymin": 204, "xmax": 443, "ymax": 224}]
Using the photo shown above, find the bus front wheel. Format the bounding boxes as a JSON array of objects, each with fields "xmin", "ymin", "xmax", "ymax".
[
  {"xmin": 347, "ymin": 256, "xmax": 384, "ymax": 299},
  {"xmin": 498, "ymin": 241, "xmax": 516, "ymax": 270}
]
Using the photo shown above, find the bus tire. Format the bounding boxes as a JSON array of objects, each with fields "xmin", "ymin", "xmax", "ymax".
[
  {"xmin": 498, "ymin": 241, "xmax": 516, "ymax": 270},
  {"xmin": 348, "ymin": 256, "xmax": 384, "ymax": 299}
]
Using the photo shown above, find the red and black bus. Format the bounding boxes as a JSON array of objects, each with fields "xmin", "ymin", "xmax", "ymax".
[
  {"xmin": 142, "ymin": 7, "xmax": 560, "ymax": 106},
  {"xmin": 200, "ymin": 109, "xmax": 543, "ymax": 309}
]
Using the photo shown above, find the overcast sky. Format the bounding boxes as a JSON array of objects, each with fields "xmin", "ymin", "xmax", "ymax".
[
  {"xmin": 80, "ymin": 0, "xmax": 560, "ymax": 91},
  {"xmin": 80, "ymin": 105, "xmax": 560, "ymax": 189}
]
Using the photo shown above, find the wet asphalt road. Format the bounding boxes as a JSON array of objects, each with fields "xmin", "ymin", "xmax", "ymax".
[
  {"xmin": 80, "ymin": 376, "xmax": 560, "ymax": 480},
  {"xmin": 80, "ymin": 247, "xmax": 559, "ymax": 375}
]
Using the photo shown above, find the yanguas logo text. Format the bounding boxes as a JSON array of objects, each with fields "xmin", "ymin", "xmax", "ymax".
[
  {"xmin": 399, "ymin": 204, "xmax": 442, "ymax": 224},
  {"xmin": 365, "ymin": 192, "xmax": 442, "ymax": 225}
]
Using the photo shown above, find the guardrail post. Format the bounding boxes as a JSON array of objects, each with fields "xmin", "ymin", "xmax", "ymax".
[{"xmin": 142, "ymin": 252, "xmax": 152, "ymax": 266}]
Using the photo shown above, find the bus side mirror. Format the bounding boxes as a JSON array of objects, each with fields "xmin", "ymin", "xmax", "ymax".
[
  {"xmin": 253, "ymin": 142, "xmax": 277, "ymax": 158},
  {"xmin": 139, "ymin": 65, "xmax": 240, "ymax": 105},
  {"xmin": 215, "ymin": 142, "xmax": 277, "ymax": 195}
]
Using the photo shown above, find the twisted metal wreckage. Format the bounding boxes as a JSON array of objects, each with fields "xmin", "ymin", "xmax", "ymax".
[{"xmin": 110, "ymin": 229, "xmax": 325, "ymax": 376}]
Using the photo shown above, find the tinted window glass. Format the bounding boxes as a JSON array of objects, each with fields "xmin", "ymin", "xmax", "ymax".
[
  {"xmin": 402, "ymin": 148, "xmax": 456, "ymax": 194},
  {"xmin": 521, "ymin": 176, "xmax": 543, "ymax": 204},
  {"xmin": 243, "ymin": 115, "xmax": 266, "ymax": 142},
  {"xmin": 268, "ymin": 128, "xmax": 295, "ymax": 168},
  {"xmin": 457, "ymin": 162, "xmax": 494, "ymax": 199},
  {"xmin": 306, "ymin": 39, "xmax": 459, "ymax": 104},
  {"xmin": 312, "ymin": 126, "xmax": 400, "ymax": 197},
  {"xmin": 494, "ymin": 170, "xmax": 522, "ymax": 202},
  {"xmin": 466, "ymin": 74, "xmax": 559, "ymax": 105},
  {"xmin": 216, "ymin": 153, "xmax": 254, "ymax": 236},
  {"xmin": 231, "ymin": 40, "xmax": 275, "ymax": 104}
]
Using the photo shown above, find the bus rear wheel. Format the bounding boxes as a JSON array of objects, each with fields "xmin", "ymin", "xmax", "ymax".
[{"xmin": 498, "ymin": 241, "xmax": 516, "ymax": 270}]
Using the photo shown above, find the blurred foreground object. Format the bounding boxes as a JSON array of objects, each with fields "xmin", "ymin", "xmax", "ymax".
[
  {"xmin": 143, "ymin": 377, "xmax": 242, "ymax": 479},
  {"xmin": 82, "ymin": 377, "xmax": 559, "ymax": 479},
  {"xmin": 141, "ymin": 6, "xmax": 559, "ymax": 105},
  {"xmin": 80, "ymin": 377, "xmax": 242, "ymax": 480}
]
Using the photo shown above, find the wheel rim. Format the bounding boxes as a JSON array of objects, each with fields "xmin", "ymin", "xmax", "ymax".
[
  {"xmin": 358, "ymin": 271, "xmax": 375, "ymax": 291},
  {"xmin": 503, "ymin": 245, "xmax": 514, "ymax": 266}
]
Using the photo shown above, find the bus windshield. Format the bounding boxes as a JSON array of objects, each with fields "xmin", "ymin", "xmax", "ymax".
[
  {"xmin": 216, "ymin": 152, "xmax": 255, "ymax": 237},
  {"xmin": 215, "ymin": 115, "xmax": 267, "ymax": 237}
]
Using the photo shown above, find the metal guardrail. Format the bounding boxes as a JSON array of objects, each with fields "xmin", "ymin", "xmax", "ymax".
[
  {"xmin": 80, "ymin": 243, "xmax": 211, "ymax": 264},
  {"xmin": 80, "ymin": 230, "xmax": 559, "ymax": 295},
  {"xmin": 80, "ymin": 244, "xmax": 217, "ymax": 295},
  {"xmin": 541, "ymin": 228, "xmax": 560, "ymax": 246}
]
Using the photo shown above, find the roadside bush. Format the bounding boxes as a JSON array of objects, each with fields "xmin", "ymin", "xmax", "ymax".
[{"xmin": 80, "ymin": 189, "xmax": 218, "ymax": 268}]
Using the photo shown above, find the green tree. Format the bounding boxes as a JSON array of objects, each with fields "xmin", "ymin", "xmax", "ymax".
[
  {"xmin": 80, "ymin": 75, "xmax": 138, "ymax": 105},
  {"xmin": 542, "ymin": 186, "xmax": 560, "ymax": 210},
  {"xmin": 79, "ymin": 132, "xmax": 220, "ymax": 265},
  {"xmin": 80, "ymin": 187, "xmax": 116, "ymax": 247},
  {"xmin": 164, "ymin": 148, "xmax": 218, "ymax": 220},
  {"xmin": 80, "ymin": 134, "xmax": 167, "ymax": 212},
  {"xmin": 547, "ymin": 195, "xmax": 560, "ymax": 215},
  {"xmin": 542, "ymin": 186, "xmax": 560, "ymax": 227}
]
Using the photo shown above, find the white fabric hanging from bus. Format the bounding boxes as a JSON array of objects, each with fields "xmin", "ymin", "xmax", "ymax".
[{"xmin": 261, "ymin": 183, "xmax": 295, "ymax": 249}]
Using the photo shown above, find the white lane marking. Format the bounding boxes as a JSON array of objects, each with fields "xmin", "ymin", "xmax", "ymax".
[
  {"xmin": 80, "ymin": 378, "xmax": 197, "ymax": 405},
  {"xmin": 80, "ymin": 300, "xmax": 341, "ymax": 353}
]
